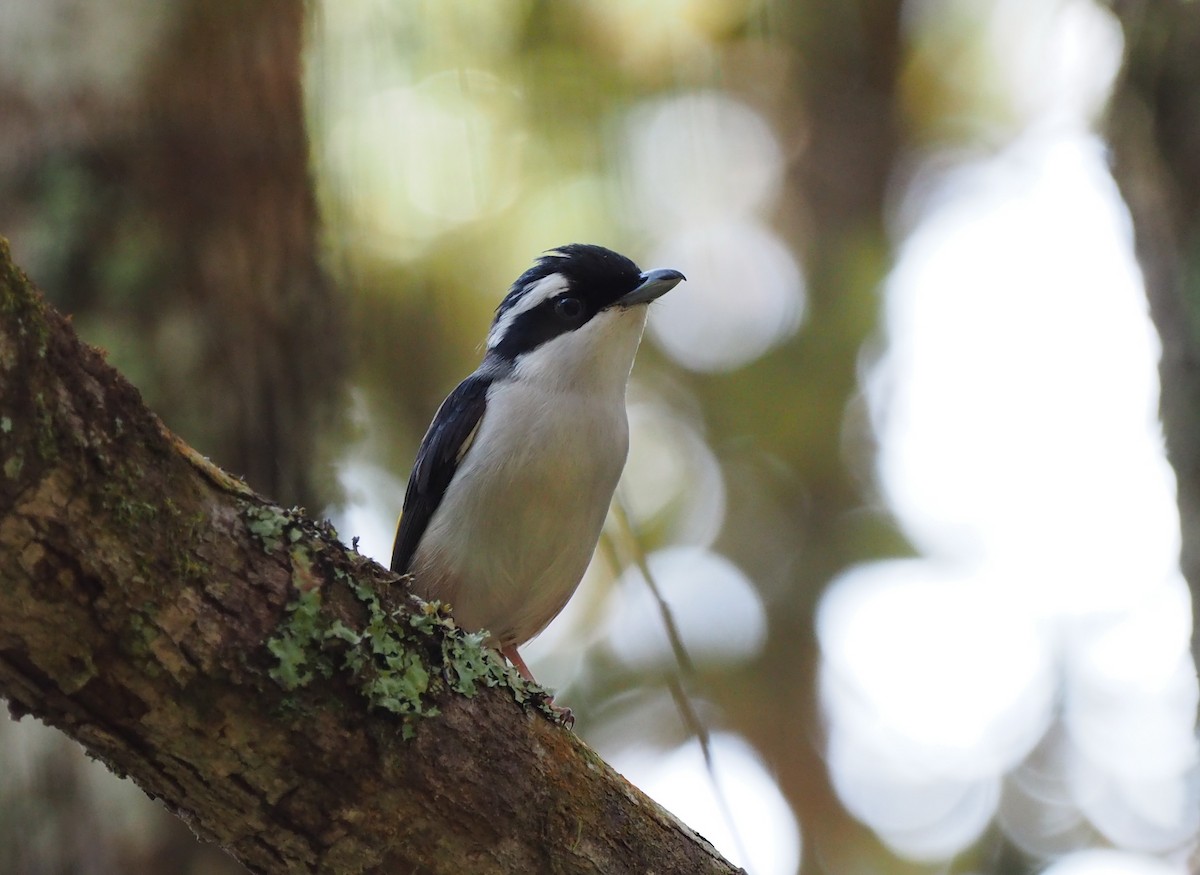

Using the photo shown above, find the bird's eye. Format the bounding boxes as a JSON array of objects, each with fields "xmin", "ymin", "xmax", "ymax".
[{"xmin": 554, "ymin": 296, "xmax": 584, "ymax": 321}]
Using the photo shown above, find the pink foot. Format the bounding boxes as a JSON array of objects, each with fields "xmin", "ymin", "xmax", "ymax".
[{"xmin": 501, "ymin": 645, "xmax": 574, "ymax": 728}]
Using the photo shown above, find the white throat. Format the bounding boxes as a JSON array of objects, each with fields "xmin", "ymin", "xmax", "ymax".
[{"xmin": 512, "ymin": 305, "xmax": 649, "ymax": 398}]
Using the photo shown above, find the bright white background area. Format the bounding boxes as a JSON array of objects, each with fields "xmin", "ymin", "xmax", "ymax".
[
  {"xmin": 819, "ymin": 0, "xmax": 1199, "ymax": 870},
  {"xmin": 323, "ymin": 0, "xmax": 1199, "ymax": 872}
]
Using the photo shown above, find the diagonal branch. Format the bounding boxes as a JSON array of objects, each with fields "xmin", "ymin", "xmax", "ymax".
[{"xmin": 0, "ymin": 239, "xmax": 741, "ymax": 875}]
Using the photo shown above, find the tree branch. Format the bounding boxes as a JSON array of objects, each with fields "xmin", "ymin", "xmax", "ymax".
[{"xmin": 0, "ymin": 238, "xmax": 740, "ymax": 874}]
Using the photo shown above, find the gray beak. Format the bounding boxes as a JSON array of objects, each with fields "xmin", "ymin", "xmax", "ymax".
[{"xmin": 619, "ymin": 268, "xmax": 686, "ymax": 307}]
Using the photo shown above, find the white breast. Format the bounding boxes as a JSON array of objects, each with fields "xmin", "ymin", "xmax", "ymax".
[{"xmin": 410, "ymin": 306, "xmax": 648, "ymax": 647}]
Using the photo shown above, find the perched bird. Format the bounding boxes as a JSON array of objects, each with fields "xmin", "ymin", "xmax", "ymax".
[{"xmin": 391, "ymin": 244, "xmax": 685, "ymax": 690}]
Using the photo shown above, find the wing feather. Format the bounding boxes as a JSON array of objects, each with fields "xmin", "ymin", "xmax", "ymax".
[{"xmin": 390, "ymin": 375, "xmax": 491, "ymax": 574}]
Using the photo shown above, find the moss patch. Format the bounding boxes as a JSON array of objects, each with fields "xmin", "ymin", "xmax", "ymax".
[{"xmin": 255, "ymin": 502, "xmax": 563, "ymax": 737}]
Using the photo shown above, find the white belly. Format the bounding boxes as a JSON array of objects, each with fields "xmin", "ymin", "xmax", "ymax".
[{"xmin": 409, "ymin": 380, "xmax": 629, "ymax": 647}]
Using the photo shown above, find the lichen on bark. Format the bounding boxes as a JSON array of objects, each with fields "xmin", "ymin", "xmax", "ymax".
[{"xmin": 251, "ymin": 501, "xmax": 561, "ymax": 739}]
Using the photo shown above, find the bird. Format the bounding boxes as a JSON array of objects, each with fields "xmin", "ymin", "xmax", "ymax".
[{"xmin": 390, "ymin": 244, "xmax": 685, "ymax": 698}]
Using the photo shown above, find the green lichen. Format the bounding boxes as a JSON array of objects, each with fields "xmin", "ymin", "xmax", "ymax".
[
  {"xmin": 170, "ymin": 509, "xmax": 211, "ymax": 582},
  {"xmin": 32, "ymin": 391, "xmax": 56, "ymax": 463},
  {"xmin": 74, "ymin": 456, "xmax": 210, "ymax": 596},
  {"xmin": 437, "ymin": 624, "xmax": 511, "ymax": 699},
  {"xmin": 1, "ymin": 245, "xmax": 52, "ymax": 361},
  {"xmin": 96, "ymin": 462, "xmax": 149, "ymax": 525},
  {"xmin": 122, "ymin": 612, "xmax": 162, "ymax": 674},
  {"xmin": 267, "ymin": 585, "xmax": 324, "ymax": 689},
  {"xmin": 266, "ymin": 568, "xmax": 435, "ymax": 737},
  {"xmin": 252, "ymin": 498, "xmax": 566, "ymax": 734},
  {"xmin": 103, "ymin": 489, "xmax": 158, "ymax": 525},
  {"xmin": 266, "ymin": 553, "xmax": 560, "ymax": 738},
  {"xmin": 245, "ymin": 504, "xmax": 294, "ymax": 552}
]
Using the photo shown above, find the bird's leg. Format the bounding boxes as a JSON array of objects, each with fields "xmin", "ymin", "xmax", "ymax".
[
  {"xmin": 500, "ymin": 645, "xmax": 575, "ymax": 729},
  {"xmin": 500, "ymin": 645, "xmax": 537, "ymax": 682}
]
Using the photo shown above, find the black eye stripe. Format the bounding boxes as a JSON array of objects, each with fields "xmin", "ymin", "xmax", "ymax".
[
  {"xmin": 493, "ymin": 246, "xmax": 643, "ymax": 329},
  {"xmin": 490, "ymin": 295, "xmax": 598, "ymax": 360}
]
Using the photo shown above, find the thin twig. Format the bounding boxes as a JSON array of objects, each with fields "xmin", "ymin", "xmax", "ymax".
[{"xmin": 606, "ymin": 497, "xmax": 752, "ymax": 870}]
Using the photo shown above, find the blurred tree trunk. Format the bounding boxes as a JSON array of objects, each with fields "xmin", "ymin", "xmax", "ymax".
[
  {"xmin": 0, "ymin": 2, "xmax": 342, "ymax": 871},
  {"xmin": 1108, "ymin": 0, "xmax": 1200, "ymax": 670},
  {"xmin": 0, "ymin": 0, "xmax": 342, "ymax": 511},
  {"xmin": 699, "ymin": 2, "xmax": 909, "ymax": 872}
]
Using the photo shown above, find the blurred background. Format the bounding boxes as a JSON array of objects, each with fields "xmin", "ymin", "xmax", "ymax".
[{"xmin": 1, "ymin": 1, "xmax": 1198, "ymax": 873}]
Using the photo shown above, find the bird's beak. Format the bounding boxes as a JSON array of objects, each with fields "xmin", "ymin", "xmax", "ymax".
[{"xmin": 619, "ymin": 268, "xmax": 686, "ymax": 307}]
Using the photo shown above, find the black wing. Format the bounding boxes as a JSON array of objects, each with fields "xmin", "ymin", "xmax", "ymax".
[{"xmin": 390, "ymin": 374, "xmax": 491, "ymax": 574}]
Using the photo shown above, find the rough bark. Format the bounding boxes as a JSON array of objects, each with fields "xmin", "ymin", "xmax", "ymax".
[
  {"xmin": 0, "ymin": 239, "xmax": 741, "ymax": 874},
  {"xmin": 1108, "ymin": 0, "xmax": 1200, "ymax": 669}
]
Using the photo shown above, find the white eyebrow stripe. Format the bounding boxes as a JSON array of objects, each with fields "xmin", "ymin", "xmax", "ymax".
[{"xmin": 486, "ymin": 271, "xmax": 569, "ymax": 349}]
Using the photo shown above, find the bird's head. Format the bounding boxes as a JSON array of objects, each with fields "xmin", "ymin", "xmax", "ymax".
[{"xmin": 484, "ymin": 244, "xmax": 685, "ymax": 390}]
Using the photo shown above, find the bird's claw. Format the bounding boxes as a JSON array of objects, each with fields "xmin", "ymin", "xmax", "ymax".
[{"xmin": 550, "ymin": 702, "xmax": 575, "ymax": 730}]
